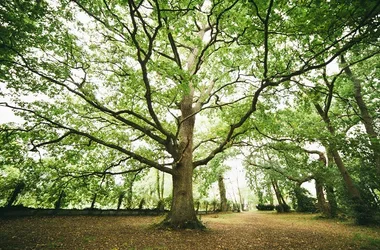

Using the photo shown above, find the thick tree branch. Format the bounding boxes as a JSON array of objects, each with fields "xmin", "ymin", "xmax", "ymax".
[
  {"xmin": 4, "ymin": 46, "xmax": 170, "ymax": 148},
  {"xmin": 31, "ymin": 132, "xmax": 73, "ymax": 151},
  {"xmin": 0, "ymin": 102, "xmax": 174, "ymax": 175},
  {"xmin": 263, "ymin": 0, "xmax": 274, "ymax": 79},
  {"xmin": 248, "ymin": 161, "xmax": 314, "ymax": 185}
]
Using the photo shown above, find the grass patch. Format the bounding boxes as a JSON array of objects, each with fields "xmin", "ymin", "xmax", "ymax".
[
  {"xmin": 353, "ymin": 233, "xmax": 380, "ymax": 250},
  {"xmin": 83, "ymin": 235, "xmax": 97, "ymax": 243}
]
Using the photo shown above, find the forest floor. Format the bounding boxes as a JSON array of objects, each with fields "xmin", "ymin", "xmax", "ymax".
[{"xmin": 1, "ymin": 211, "xmax": 380, "ymax": 250}]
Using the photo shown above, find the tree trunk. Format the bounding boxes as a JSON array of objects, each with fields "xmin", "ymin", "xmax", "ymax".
[
  {"xmin": 325, "ymin": 148, "xmax": 338, "ymax": 218},
  {"xmin": 341, "ymin": 56, "xmax": 380, "ymax": 181},
  {"xmin": 156, "ymin": 169, "xmax": 162, "ymax": 200},
  {"xmin": 161, "ymin": 171, "xmax": 165, "ymax": 201},
  {"xmin": 315, "ymin": 104, "xmax": 363, "ymax": 199},
  {"xmin": 257, "ymin": 190, "xmax": 264, "ymax": 204},
  {"xmin": 330, "ymin": 139, "xmax": 371, "ymax": 223},
  {"xmin": 54, "ymin": 190, "xmax": 65, "ymax": 210},
  {"xmin": 267, "ymin": 182, "xmax": 274, "ymax": 205},
  {"xmin": 164, "ymin": 162, "xmax": 201, "ymax": 228},
  {"xmin": 117, "ymin": 192, "xmax": 125, "ymax": 210},
  {"xmin": 315, "ymin": 179, "xmax": 330, "ymax": 216},
  {"xmin": 272, "ymin": 179, "xmax": 282, "ymax": 206},
  {"xmin": 6, "ymin": 182, "xmax": 25, "ymax": 207},
  {"xmin": 161, "ymin": 95, "xmax": 203, "ymax": 229},
  {"xmin": 90, "ymin": 193, "xmax": 97, "ymax": 209},
  {"xmin": 271, "ymin": 179, "xmax": 288, "ymax": 212},
  {"xmin": 218, "ymin": 175, "xmax": 228, "ymax": 212},
  {"xmin": 127, "ymin": 184, "xmax": 133, "ymax": 209},
  {"xmin": 325, "ymin": 185, "xmax": 338, "ymax": 218},
  {"xmin": 236, "ymin": 174, "xmax": 244, "ymax": 211},
  {"xmin": 315, "ymin": 104, "xmax": 372, "ymax": 224},
  {"xmin": 91, "ymin": 175, "xmax": 106, "ymax": 209},
  {"xmin": 126, "ymin": 174, "xmax": 139, "ymax": 209},
  {"xmin": 331, "ymin": 149, "xmax": 363, "ymax": 198},
  {"xmin": 138, "ymin": 198, "xmax": 145, "ymax": 209}
]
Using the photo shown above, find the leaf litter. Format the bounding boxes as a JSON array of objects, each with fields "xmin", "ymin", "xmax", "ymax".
[{"xmin": 0, "ymin": 211, "xmax": 379, "ymax": 249}]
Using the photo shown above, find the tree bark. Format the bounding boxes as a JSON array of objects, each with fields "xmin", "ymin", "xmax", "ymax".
[
  {"xmin": 127, "ymin": 184, "xmax": 133, "ymax": 209},
  {"xmin": 156, "ymin": 169, "xmax": 162, "ymax": 201},
  {"xmin": 161, "ymin": 95, "xmax": 203, "ymax": 229},
  {"xmin": 117, "ymin": 192, "xmax": 125, "ymax": 210},
  {"xmin": 324, "ymin": 147, "xmax": 339, "ymax": 218},
  {"xmin": 236, "ymin": 174, "xmax": 244, "ymax": 211},
  {"xmin": 127, "ymin": 174, "xmax": 139, "ymax": 209},
  {"xmin": 6, "ymin": 182, "xmax": 25, "ymax": 207},
  {"xmin": 54, "ymin": 190, "xmax": 65, "ymax": 210},
  {"xmin": 341, "ymin": 55, "xmax": 380, "ymax": 181},
  {"xmin": 267, "ymin": 183, "xmax": 274, "ymax": 205},
  {"xmin": 272, "ymin": 179, "xmax": 282, "ymax": 206},
  {"xmin": 218, "ymin": 175, "xmax": 228, "ymax": 212},
  {"xmin": 331, "ymin": 149, "xmax": 363, "ymax": 199},
  {"xmin": 315, "ymin": 103, "xmax": 373, "ymax": 223},
  {"xmin": 315, "ymin": 104, "xmax": 363, "ymax": 200},
  {"xmin": 271, "ymin": 179, "xmax": 288, "ymax": 212},
  {"xmin": 90, "ymin": 193, "xmax": 97, "ymax": 209},
  {"xmin": 325, "ymin": 185, "xmax": 338, "ymax": 218},
  {"xmin": 161, "ymin": 171, "xmax": 165, "ymax": 201},
  {"xmin": 315, "ymin": 179, "xmax": 330, "ymax": 216}
]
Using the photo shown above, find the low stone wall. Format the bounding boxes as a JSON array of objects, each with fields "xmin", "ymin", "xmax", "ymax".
[
  {"xmin": 0, "ymin": 207, "xmax": 167, "ymax": 217},
  {"xmin": 0, "ymin": 206, "xmax": 223, "ymax": 217}
]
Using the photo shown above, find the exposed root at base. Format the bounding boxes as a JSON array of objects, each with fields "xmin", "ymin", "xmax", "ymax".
[{"xmin": 156, "ymin": 217, "xmax": 206, "ymax": 230}]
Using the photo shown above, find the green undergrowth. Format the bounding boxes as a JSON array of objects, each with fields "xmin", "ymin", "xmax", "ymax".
[{"xmin": 353, "ymin": 233, "xmax": 380, "ymax": 250}]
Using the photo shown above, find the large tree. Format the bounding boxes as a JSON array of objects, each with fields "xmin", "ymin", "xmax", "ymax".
[{"xmin": 1, "ymin": 0, "xmax": 378, "ymax": 228}]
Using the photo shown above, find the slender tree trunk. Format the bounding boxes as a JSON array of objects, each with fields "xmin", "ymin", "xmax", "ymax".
[
  {"xmin": 54, "ymin": 190, "xmax": 65, "ymax": 210},
  {"xmin": 138, "ymin": 198, "xmax": 145, "ymax": 209},
  {"xmin": 236, "ymin": 174, "xmax": 244, "ymax": 211},
  {"xmin": 90, "ymin": 193, "xmax": 97, "ymax": 209},
  {"xmin": 127, "ymin": 184, "xmax": 133, "ymax": 209},
  {"xmin": 90, "ymin": 175, "xmax": 106, "ymax": 209},
  {"xmin": 156, "ymin": 169, "xmax": 162, "ymax": 200},
  {"xmin": 155, "ymin": 169, "xmax": 165, "ymax": 211},
  {"xmin": 257, "ymin": 190, "xmax": 264, "ymax": 204},
  {"xmin": 315, "ymin": 104, "xmax": 363, "ymax": 200},
  {"xmin": 161, "ymin": 171, "xmax": 165, "ymax": 200},
  {"xmin": 267, "ymin": 182, "xmax": 274, "ymax": 205},
  {"xmin": 310, "ymin": 150, "xmax": 331, "ymax": 216},
  {"xmin": 162, "ymin": 95, "xmax": 203, "ymax": 229},
  {"xmin": 315, "ymin": 104, "xmax": 373, "ymax": 223},
  {"xmin": 331, "ymin": 149, "xmax": 363, "ymax": 198},
  {"xmin": 117, "ymin": 192, "xmax": 125, "ymax": 210},
  {"xmin": 272, "ymin": 179, "xmax": 288, "ymax": 212},
  {"xmin": 325, "ymin": 185, "xmax": 338, "ymax": 218},
  {"xmin": 324, "ymin": 150, "xmax": 338, "ymax": 218},
  {"xmin": 127, "ymin": 173, "xmax": 139, "ymax": 209},
  {"xmin": 315, "ymin": 179, "xmax": 329, "ymax": 216},
  {"xmin": 341, "ymin": 56, "xmax": 380, "ymax": 181},
  {"xmin": 218, "ymin": 175, "xmax": 228, "ymax": 212},
  {"xmin": 6, "ymin": 182, "xmax": 25, "ymax": 208},
  {"xmin": 272, "ymin": 179, "xmax": 282, "ymax": 206}
]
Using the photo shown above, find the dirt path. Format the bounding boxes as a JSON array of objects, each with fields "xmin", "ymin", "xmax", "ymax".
[{"xmin": 1, "ymin": 211, "xmax": 379, "ymax": 249}]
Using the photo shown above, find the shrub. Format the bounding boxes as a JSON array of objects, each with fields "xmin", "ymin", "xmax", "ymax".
[
  {"xmin": 256, "ymin": 204, "xmax": 275, "ymax": 211},
  {"xmin": 275, "ymin": 204, "xmax": 291, "ymax": 213},
  {"xmin": 293, "ymin": 187, "xmax": 317, "ymax": 213},
  {"xmin": 351, "ymin": 197, "xmax": 377, "ymax": 225}
]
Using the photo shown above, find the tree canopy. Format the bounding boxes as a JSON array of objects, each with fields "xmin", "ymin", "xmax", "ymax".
[{"xmin": 1, "ymin": 0, "xmax": 379, "ymax": 227}]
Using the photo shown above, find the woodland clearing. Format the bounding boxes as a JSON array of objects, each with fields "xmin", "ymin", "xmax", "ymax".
[{"xmin": 1, "ymin": 211, "xmax": 379, "ymax": 250}]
